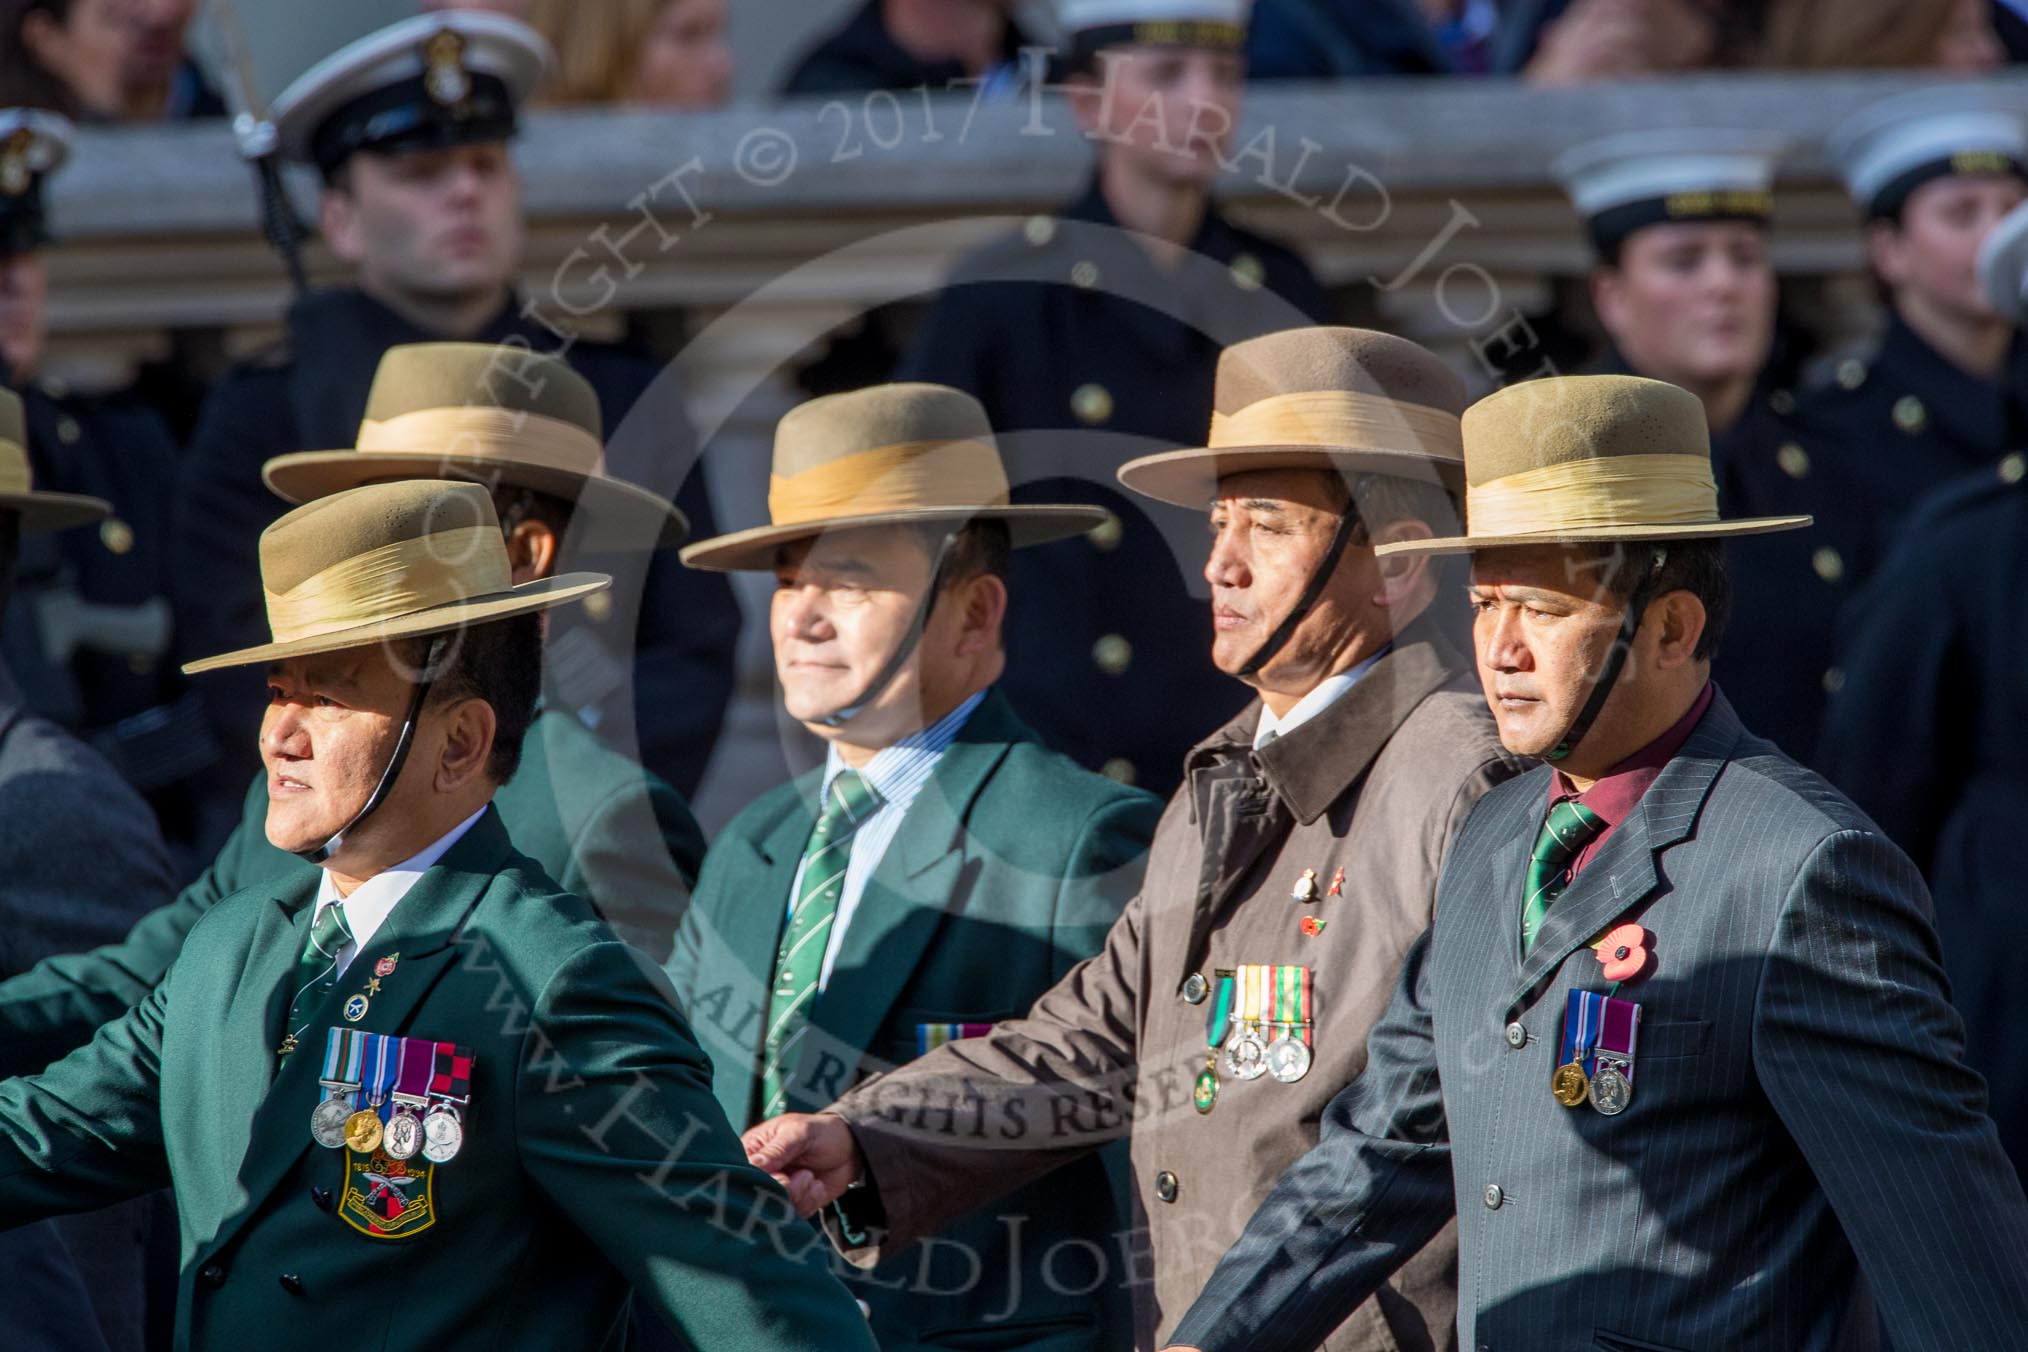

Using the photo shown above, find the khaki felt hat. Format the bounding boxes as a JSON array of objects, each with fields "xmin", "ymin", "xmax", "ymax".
[
  {"xmin": 1115, "ymin": 326, "xmax": 1467, "ymax": 509},
  {"xmin": 679, "ymin": 383, "xmax": 1108, "ymax": 572},
  {"xmin": 262, "ymin": 343, "xmax": 687, "ymax": 548},
  {"xmin": 1375, "ymin": 374, "xmax": 1810, "ymax": 558},
  {"xmin": 0, "ymin": 387, "xmax": 110, "ymax": 534},
  {"xmin": 182, "ymin": 480, "xmax": 608, "ymax": 675}
]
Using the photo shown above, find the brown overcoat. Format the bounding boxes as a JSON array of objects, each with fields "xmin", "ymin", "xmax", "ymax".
[{"xmin": 826, "ymin": 623, "xmax": 1529, "ymax": 1350}]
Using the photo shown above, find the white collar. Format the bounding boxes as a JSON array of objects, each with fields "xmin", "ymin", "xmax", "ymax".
[
  {"xmin": 1253, "ymin": 645, "xmax": 1390, "ymax": 750},
  {"xmin": 314, "ymin": 807, "xmax": 489, "ymax": 945}
]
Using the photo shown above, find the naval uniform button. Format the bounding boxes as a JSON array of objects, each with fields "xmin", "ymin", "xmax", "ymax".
[
  {"xmin": 1768, "ymin": 388, "xmax": 1796, "ymax": 416},
  {"xmin": 1229, "ymin": 252, "xmax": 1265, "ymax": 291},
  {"xmin": 278, "ymin": 1273, "xmax": 305, "ymax": 1295},
  {"xmin": 1504, "ymin": 1021, "xmax": 1527, "ymax": 1049},
  {"xmin": 1776, "ymin": 442, "xmax": 1810, "ymax": 479},
  {"xmin": 1100, "ymin": 757, "xmax": 1137, "ymax": 785},
  {"xmin": 1892, "ymin": 395, "xmax": 1928, "ymax": 435},
  {"xmin": 100, "ymin": 518, "xmax": 134, "ymax": 555},
  {"xmin": 1483, "ymin": 1183, "xmax": 1504, "ymax": 1211},
  {"xmin": 1182, "ymin": 972, "xmax": 1209, "ymax": 1005},
  {"xmin": 310, "ymin": 1186, "xmax": 332, "ymax": 1211},
  {"xmin": 1093, "ymin": 633, "xmax": 1133, "ymax": 675},
  {"xmin": 1155, "ymin": 1171, "xmax": 1179, "ymax": 1203},
  {"xmin": 55, "ymin": 415, "xmax": 81, "ymax": 445},
  {"xmin": 1071, "ymin": 382, "xmax": 1113, "ymax": 425},
  {"xmin": 1822, "ymin": 666, "xmax": 1845, "ymax": 695},
  {"xmin": 583, "ymin": 591, "xmax": 614, "ymax": 622},
  {"xmin": 1811, "ymin": 546, "xmax": 1845, "ymax": 584},
  {"xmin": 199, "ymin": 1262, "xmax": 225, "ymax": 1288},
  {"xmin": 1070, "ymin": 259, "xmax": 1101, "ymax": 289},
  {"xmin": 1023, "ymin": 215, "xmax": 1057, "ymax": 247},
  {"xmin": 2001, "ymin": 452, "xmax": 2026, "ymax": 485},
  {"xmin": 1087, "ymin": 512, "xmax": 1123, "ymax": 551},
  {"xmin": 1835, "ymin": 357, "xmax": 1867, "ymax": 390}
]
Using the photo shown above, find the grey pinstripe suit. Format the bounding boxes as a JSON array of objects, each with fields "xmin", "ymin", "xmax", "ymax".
[{"xmin": 1169, "ymin": 689, "xmax": 2028, "ymax": 1352}]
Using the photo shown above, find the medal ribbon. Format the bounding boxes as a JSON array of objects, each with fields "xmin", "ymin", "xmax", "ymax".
[
  {"xmin": 1206, "ymin": 971, "xmax": 1236, "ymax": 1052},
  {"xmin": 392, "ymin": 1036, "xmax": 433, "ymax": 1108},
  {"xmin": 319, "ymin": 1028, "xmax": 346, "ymax": 1083},
  {"xmin": 1560, "ymin": 988, "xmax": 1604, "ymax": 1075},
  {"xmin": 364, "ymin": 1032, "xmax": 400, "ymax": 1123},
  {"xmin": 1596, "ymin": 996, "xmax": 1641, "ymax": 1084},
  {"xmin": 1255, "ymin": 964, "xmax": 1273, "ymax": 1031},
  {"xmin": 429, "ymin": 1041, "xmax": 474, "ymax": 1105},
  {"xmin": 916, "ymin": 1023, "xmax": 995, "ymax": 1056},
  {"xmin": 1299, "ymin": 966, "xmax": 1312, "ymax": 1046}
]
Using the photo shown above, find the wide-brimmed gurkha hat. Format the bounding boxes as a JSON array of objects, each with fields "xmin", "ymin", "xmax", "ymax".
[
  {"xmin": 0, "ymin": 388, "xmax": 109, "ymax": 534},
  {"xmin": 1116, "ymin": 326, "xmax": 1467, "ymax": 509},
  {"xmin": 680, "ymin": 383, "xmax": 1107, "ymax": 572},
  {"xmin": 182, "ymin": 480, "xmax": 608, "ymax": 675},
  {"xmin": 1552, "ymin": 129, "xmax": 1784, "ymax": 258},
  {"xmin": 268, "ymin": 12, "xmax": 549, "ymax": 177},
  {"xmin": 1829, "ymin": 88, "xmax": 2028, "ymax": 220},
  {"xmin": 0, "ymin": 108, "xmax": 71, "ymax": 258},
  {"xmin": 1375, "ymin": 375, "xmax": 1810, "ymax": 558},
  {"xmin": 262, "ymin": 343, "xmax": 687, "ymax": 547},
  {"xmin": 1979, "ymin": 199, "xmax": 2028, "ymax": 323}
]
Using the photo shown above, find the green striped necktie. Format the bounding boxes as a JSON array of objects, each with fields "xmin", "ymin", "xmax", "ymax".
[
  {"xmin": 1520, "ymin": 797, "xmax": 1604, "ymax": 958},
  {"xmin": 758, "ymin": 770, "xmax": 882, "ymax": 1120}
]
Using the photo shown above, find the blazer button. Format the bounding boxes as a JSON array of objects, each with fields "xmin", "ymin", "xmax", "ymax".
[
  {"xmin": 1504, "ymin": 1021, "xmax": 1526, "ymax": 1049},
  {"xmin": 1182, "ymin": 973, "xmax": 1208, "ymax": 1005},
  {"xmin": 310, "ymin": 1187, "xmax": 333, "ymax": 1211},
  {"xmin": 278, "ymin": 1273, "xmax": 305, "ymax": 1296},
  {"xmin": 1155, "ymin": 1171, "xmax": 1179, "ymax": 1204},
  {"xmin": 1483, "ymin": 1183, "xmax": 1504, "ymax": 1211},
  {"xmin": 199, "ymin": 1263, "xmax": 225, "ymax": 1288}
]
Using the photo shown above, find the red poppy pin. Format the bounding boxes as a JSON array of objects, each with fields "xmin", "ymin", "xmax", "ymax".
[
  {"xmin": 1300, "ymin": 916, "xmax": 1327, "ymax": 938},
  {"xmin": 1594, "ymin": 923, "xmax": 1651, "ymax": 982}
]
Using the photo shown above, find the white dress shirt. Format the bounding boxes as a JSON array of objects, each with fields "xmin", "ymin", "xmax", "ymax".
[
  {"xmin": 787, "ymin": 689, "xmax": 987, "ymax": 991},
  {"xmin": 313, "ymin": 806, "xmax": 487, "ymax": 977},
  {"xmin": 1253, "ymin": 644, "xmax": 1391, "ymax": 750}
]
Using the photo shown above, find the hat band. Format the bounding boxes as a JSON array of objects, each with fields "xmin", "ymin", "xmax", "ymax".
[
  {"xmin": 0, "ymin": 445, "xmax": 29, "ymax": 495},
  {"xmin": 1465, "ymin": 453, "xmax": 1717, "ymax": 537},
  {"xmin": 357, "ymin": 407, "xmax": 606, "ymax": 479},
  {"xmin": 264, "ymin": 525, "xmax": 511, "ymax": 646},
  {"xmin": 1208, "ymin": 390, "xmax": 1463, "ymax": 459},
  {"xmin": 769, "ymin": 439, "xmax": 1011, "ymax": 527}
]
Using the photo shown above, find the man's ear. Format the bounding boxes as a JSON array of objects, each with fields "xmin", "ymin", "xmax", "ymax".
[
  {"xmin": 1865, "ymin": 219, "xmax": 1906, "ymax": 289},
  {"xmin": 1366, "ymin": 519, "xmax": 1434, "ymax": 608},
  {"xmin": 1647, "ymin": 589, "xmax": 1708, "ymax": 670},
  {"xmin": 952, "ymin": 573, "xmax": 1008, "ymax": 658},
  {"xmin": 504, "ymin": 518, "xmax": 558, "ymax": 585},
  {"xmin": 433, "ymin": 697, "xmax": 498, "ymax": 792},
  {"xmin": 320, "ymin": 188, "xmax": 363, "ymax": 267}
]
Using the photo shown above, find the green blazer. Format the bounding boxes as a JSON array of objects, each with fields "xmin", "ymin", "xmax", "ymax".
[
  {"xmin": 666, "ymin": 689, "xmax": 1159, "ymax": 1352},
  {"xmin": 0, "ymin": 809, "xmax": 875, "ymax": 1352},
  {"xmin": 0, "ymin": 706, "xmax": 705, "ymax": 1080}
]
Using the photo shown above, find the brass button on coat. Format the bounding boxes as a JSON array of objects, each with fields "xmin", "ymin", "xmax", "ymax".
[
  {"xmin": 1777, "ymin": 443, "xmax": 1810, "ymax": 479},
  {"xmin": 1093, "ymin": 634, "xmax": 1132, "ymax": 675},
  {"xmin": 1182, "ymin": 973, "xmax": 1209, "ymax": 1005},
  {"xmin": 1155, "ymin": 1171, "xmax": 1179, "ymax": 1203},
  {"xmin": 1071, "ymin": 383, "xmax": 1113, "ymax": 425}
]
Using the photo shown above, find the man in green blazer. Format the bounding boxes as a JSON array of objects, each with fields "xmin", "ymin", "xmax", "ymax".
[
  {"xmin": 668, "ymin": 383, "xmax": 1161, "ymax": 1350},
  {"xmin": 0, "ymin": 479, "xmax": 875, "ymax": 1351},
  {"xmin": 0, "ymin": 343, "xmax": 705, "ymax": 1080}
]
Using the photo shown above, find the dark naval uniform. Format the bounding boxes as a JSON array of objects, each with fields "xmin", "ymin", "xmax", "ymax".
[
  {"xmin": 173, "ymin": 288, "xmax": 740, "ymax": 806},
  {"xmin": 1794, "ymin": 314, "xmax": 2028, "ymax": 556},
  {"xmin": 898, "ymin": 179, "xmax": 1329, "ymax": 796},
  {"xmin": 1819, "ymin": 452, "xmax": 2028, "ymax": 1175}
]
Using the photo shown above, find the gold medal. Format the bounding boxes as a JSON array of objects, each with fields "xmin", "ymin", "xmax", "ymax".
[
  {"xmin": 1193, "ymin": 1060, "xmax": 1219, "ymax": 1115},
  {"xmin": 1551, "ymin": 1059, "xmax": 1589, "ymax": 1107},
  {"xmin": 344, "ymin": 1108, "xmax": 383, "ymax": 1155}
]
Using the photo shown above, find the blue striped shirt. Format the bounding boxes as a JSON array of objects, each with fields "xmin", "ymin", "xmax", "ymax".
[{"xmin": 789, "ymin": 689, "xmax": 988, "ymax": 990}]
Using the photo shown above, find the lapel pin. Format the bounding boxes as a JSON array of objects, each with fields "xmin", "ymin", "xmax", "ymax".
[
  {"xmin": 375, "ymin": 954, "xmax": 399, "ymax": 978},
  {"xmin": 1291, "ymin": 868, "xmax": 1319, "ymax": 903},
  {"xmin": 344, "ymin": 993, "xmax": 371, "ymax": 1022},
  {"xmin": 1594, "ymin": 923, "xmax": 1652, "ymax": 983},
  {"xmin": 1300, "ymin": 916, "xmax": 1326, "ymax": 937},
  {"xmin": 1326, "ymin": 867, "xmax": 1345, "ymax": 897}
]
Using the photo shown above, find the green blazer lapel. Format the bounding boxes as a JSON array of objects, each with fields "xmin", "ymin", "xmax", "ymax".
[
  {"xmin": 1505, "ymin": 695, "xmax": 1740, "ymax": 1016},
  {"xmin": 215, "ymin": 809, "xmax": 511, "ymax": 1254},
  {"xmin": 202, "ymin": 873, "xmax": 319, "ymax": 1196},
  {"xmin": 805, "ymin": 703, "xmax": 1018, "ymax": 1099}
]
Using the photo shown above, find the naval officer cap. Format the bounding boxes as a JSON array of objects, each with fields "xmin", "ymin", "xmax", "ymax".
[
  {"xmin": 1058, "ymin": 0, "xmax": 1250, "ymax": 70},
  {"xmin": 1829, "ymin": 87, "xmax": 2028, "ymax": 222},
  {"xmin": 0, "ymin": 109, "xmax": 71, "ymax": 259},
  {"xmin": 1551, "ymin": 129, "xmax": 1784, "ymax": 261},
  {"xmin": 267, "ymin": 12, "xmax": 550, "ymax": 181}
]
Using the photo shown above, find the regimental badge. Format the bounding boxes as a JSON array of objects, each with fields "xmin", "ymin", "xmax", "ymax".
[
  {"xmin": 343, "ymin": 993, "xmax": 370, "ymax": 1022},
  {"xmin": 340, "ymin": 1146, "xmax": 436, "ymax": 1238},
  {"xmin": 423, "ymin": 30, "xmax": 472, "ymax": 108},
  {"xmin": 0, "ymin": 129, "xmax": 34, "ymax": 199},
  {"xmin": 1290, "ymin": 868, "xmax": 1320, "ymax": 903}
]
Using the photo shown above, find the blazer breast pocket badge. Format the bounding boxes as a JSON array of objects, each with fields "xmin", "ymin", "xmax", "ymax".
[
  {"xmin": 1551, "ymin": 988, "xmax": 1641, "ymax": 1117},
  {"xmin": 308, "ymin": 1029, "xmax": 474, "ymax": 1238}
]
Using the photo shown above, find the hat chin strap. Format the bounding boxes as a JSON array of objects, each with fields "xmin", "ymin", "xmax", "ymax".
[
  {"xmin": 812, "ymin": 532, "xmax": 959, "ymax": 730},
  {"xmin": 1545, "ymin": 548, "xmax": 1666, "ymax": 764},
  {"xmin": 294, "ymin": 635, "xmax": 448, "ymax": 865},
  {"xmin": 1235, "ymin": 500, "xmax": 1365, "ymax": 680}
]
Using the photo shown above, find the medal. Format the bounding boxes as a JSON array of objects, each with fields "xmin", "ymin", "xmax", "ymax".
[
  {"xmin": 421, "ymin": 1040, "xmax": 474, "ymax": 1164},
  {"xmin": 310, "ymin": 1028, "xmax": 367, "ymax": 1148},
  {"xmin": 1223, "ymin": 1027, "xmax": 1268, "ymax": 1081},
  {"xmin": 348, "ymin": 1033, "xmax": 399, "ymax": 1155},
  {"xmin": 1590, "ymin": 1059, "xmax": 1632, "ymax": 1115},
  {"xmin": 1265, "ymin": 966, "xmax": 1314, "ymax": 1084},
  {"xmin": 1588, "ymin": 996, "xmax": 1641, "ymax": 1117},
  {"xmin": 1221, "ymin": 965, "xmax": 1270, "ymax": 1080},
  {"xmin": 1194, "ymin": 971, "xmax": 1235, "ymax": 1115},
  {"xmin": 383, "ymin": 1037, "xmax": 434, "ymax": 1161},
  {"xmin": 1551, "ymin": 1060, "xmax": 1590, "ymax": 1107}
]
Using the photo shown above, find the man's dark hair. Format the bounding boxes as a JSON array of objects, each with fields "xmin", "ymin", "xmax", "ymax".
[
  {"xmin": 934, "ymin": 518, "xmax": 1013, "ymax": 590},
  {"xmin": 402, "ymin": 612, "xmax": 544, "ymax": 785},
  {"xmin": 0, "ymin": 0, "xmax": 82, "ymax": 119},
  {"xmin": 491, "ymin": 485, "xmax": 576, "ymax": 547},
  {"xmin": 1585, "ymin": 538, "xmax": 1731, "ymax": 662},
  {"xmin": 1341, "ymin": 473, "xmax": 1462, "ymax": 544}
]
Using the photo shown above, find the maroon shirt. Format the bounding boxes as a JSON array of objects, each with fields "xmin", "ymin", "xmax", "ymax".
[{"xmin": 1549, "ymin": 683, "xmax": 1715, "ymax": 880}]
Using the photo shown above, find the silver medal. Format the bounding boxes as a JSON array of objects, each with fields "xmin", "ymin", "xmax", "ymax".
[
  {"xmin": 310, "ymin": 1095, "xmax": 354, "ymax": 1149},
  {"xmin": 1266, "ymin": 1034, "xmax": 1312, "ymax": 1084},
  {"xmin": 1589, "ymin": 1060, "xmax": 1632, "ymax": 1116},
  {"xmin": 383, "ymin": 1109, "xmax": 423, "ymax": 1160},
  {"xmin": 422, "ymin": 1105, "xmax": 464, "ymax": 1163},
  {"xmin": 1222, "ymin": 1026, "xmax": 1269, "ymax": 1082}
]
